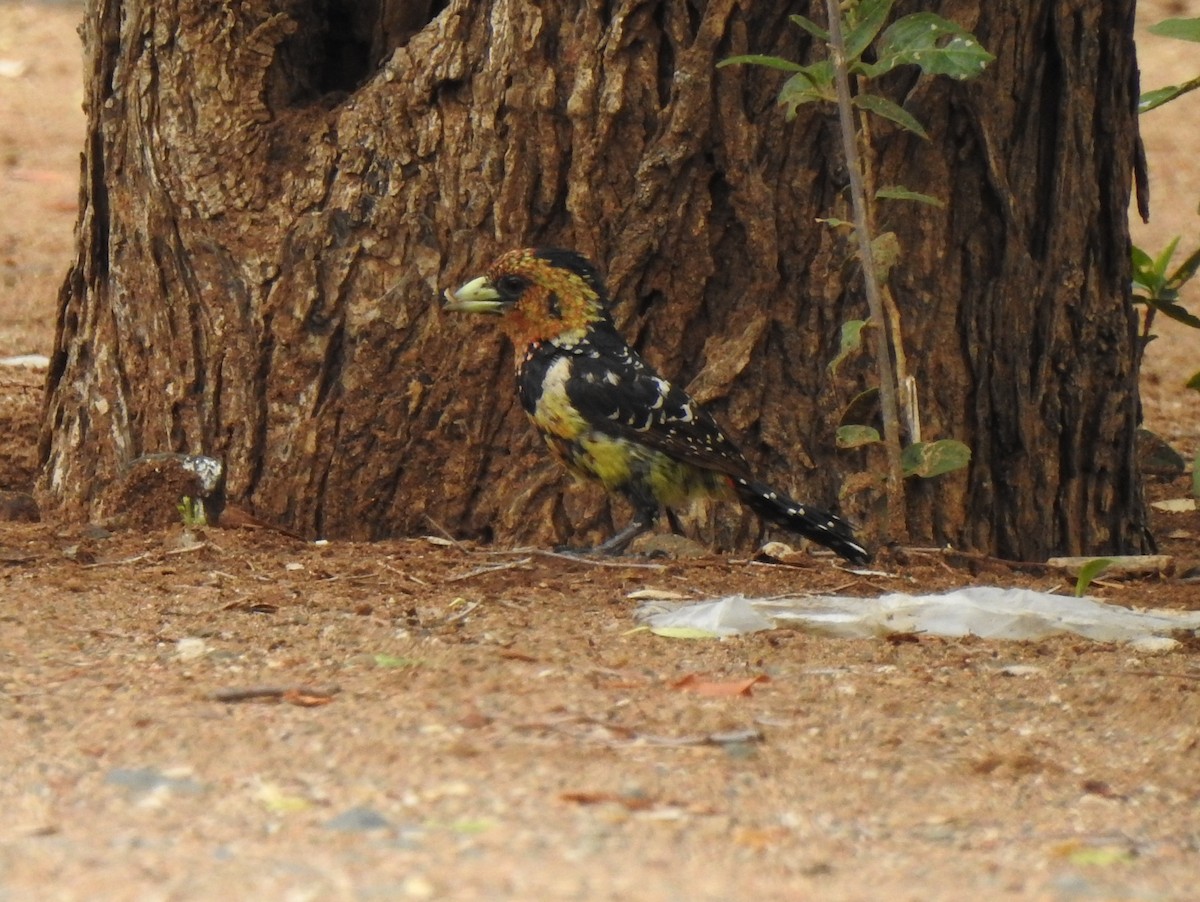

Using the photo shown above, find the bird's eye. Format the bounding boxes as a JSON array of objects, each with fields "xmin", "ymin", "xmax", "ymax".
[{"xmin": 495, "ymin": 274, "xmax": 527, "ymax": 298}]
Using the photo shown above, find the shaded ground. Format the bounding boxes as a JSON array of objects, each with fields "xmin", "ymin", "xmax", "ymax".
[{"xmin": 1, "ymin": 3, "xmax": 1199, "ymax": 900}]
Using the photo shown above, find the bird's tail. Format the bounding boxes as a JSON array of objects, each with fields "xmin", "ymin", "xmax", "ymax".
[{"xmin": 733, "ymin": 477, "xmax": 871, "ymax": 564}]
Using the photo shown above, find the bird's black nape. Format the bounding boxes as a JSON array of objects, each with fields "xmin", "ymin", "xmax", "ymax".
[{"xmin": 532, "ymin": 248, "xmax": 609, "ymax": 299}]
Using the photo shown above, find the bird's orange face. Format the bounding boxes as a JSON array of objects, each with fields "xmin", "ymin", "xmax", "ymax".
[{"xmin": 443, "ymin": 248, "xmax": 608, "ymax": 351}]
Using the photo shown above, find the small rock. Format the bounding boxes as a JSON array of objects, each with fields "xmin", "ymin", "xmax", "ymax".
[
  {"xmin": 175, "ymin": 637, "xmax": 208, "ymax": 661},
  {"xmin": 0, "ymin": 353, "xmax": 48, "ymax": 368},
  {"xmin": 757, "ymin": 541, "xmax": 796, "ymax": 561},
  {"xmin": 0, "ymin": 60, "xmax": 28, "ymax": 78},
  {"xmin": 401, "ymin": 875, "xmax": 436, "ymax": 899},
  {"xmin": 997, "ymin": 664, "xmax": 1044, "ymax": 677},
  {"xmin": 105, "ymin": 767, "xmax": 205, "ymax": 797},
  {"xmin": 1137, "ymin": 428, "xmax": 1186, "ymax": 478},
  {"xmin": 325, "ymin": 806, "xmax": 391, "ymax": 832},
  {"xmin": 1128, "ymin": 636, "xmax": 1180, "ymax": 654}
]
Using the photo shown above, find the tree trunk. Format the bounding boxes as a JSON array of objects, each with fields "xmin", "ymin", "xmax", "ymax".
[{"xmin": 39, "ymin": 0, "xmax": 1146, "ymax": 559}]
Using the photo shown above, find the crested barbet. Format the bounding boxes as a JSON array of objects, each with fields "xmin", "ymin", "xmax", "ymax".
[{"xmin": 443, "ymin": 248, "xmax": 871, "ymax": 564}]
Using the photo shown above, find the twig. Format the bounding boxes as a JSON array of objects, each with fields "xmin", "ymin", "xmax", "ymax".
[
  {"xmin": 443, "ymin": 600, "xmax": 482, "ymax": 623},
  {"xmin": 446, "ymin": 557, "xmax": 534, "ymax": 581},
  {"xmin": 164, "ymin": 541, "xmax": 209, "ymax": 556},
  {"xmin": 824, "ymin": 580, "xmax": 869, "ymax": 594},
  {"xmin": 414, "ymin": 527, "xmax": 670, "ymax": 571},
  {"xmin": 1126, "ymin": 669, "xmax": 1200, "ymax": 682},
  {"xmin": 422, "ymin": 514, "xmax": 469, "ymax": 552},
  {"xmin": 380, "ymin": 561, "xmax": 429, "ymax": 585},
  {"xmin": 82, "ymin": 552, "xmax": 153, "ymax": 568},
  {"xmin": 208, "ymin": 685, "xmax": 340, "ymax": 703},
  {"xmin": 313, "ymin": 570, "xmax": 383, "ymax": 584},
  {"xmin": 531, "ymin": 549, "xmax": 668, "ymax": 571}
]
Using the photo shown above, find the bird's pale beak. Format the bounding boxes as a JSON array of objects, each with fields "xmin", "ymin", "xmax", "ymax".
[{"xmin": 443, "ymin": 276, "xmax": 506, "ymax": 314}]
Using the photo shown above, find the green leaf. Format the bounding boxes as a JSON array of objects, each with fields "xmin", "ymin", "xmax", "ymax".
[
  {"xmin": 852, "ymin": 93, "xmax": 929, "ymax": 139},
  {"xmin": 1146, "ymin": 298, "xmax": 1200, "ymax": 330},
  {"xmin": 870, "ymin": 231, "xmax": 903, "ymax": 281},
  {"xmin": 779, "ymin": 62, "xmax": 836, "ymax": 116},
  {"xmin": 870, "ymin": 13, "xmax": 994, "ymax": 80},
  {"xmin": 719, "ymin": 54, "xmax": 805, "ymax": 72},
  {"xmin": 1186, "ymin": 371, "xmax": 1200, "ymax": 392},
  {"xmin": 828, "ymin": 319, "xmax": 868, "ymax": 374},
  {"xmin": 1154, "ymin": 235, "xmax": 1182, "ymax": 278},
  {"xmin": 788, "ymin": 14, "xmax": 828, "ymax": 42},
  {"xmin": 255, "ymin": 783, "xmax": 312, "ymax": 813},
  {"xmin": 1148, "ymin": 17, "xmax": 1200, "ymax": 42},
  {"xmin": 1074, "ymin": 558, "xmax": 1114, "ymax": 597},
  {"xmin": 816, "ymin": 216, "xmax": 854, "ymax": 229},
  {"xmin": 1130, "ymin": 243, "xmax": 1155, "ymax": 278},
  {"xmin": 1131, "ymin": 239, "xmax": 1184, "ymax": 302},
  {"xmin": 1168, "ymin": 243, "xmax": 1200, "ymax": 292},
  {"xmin": 648, "ymin": 626, "xmax": 722, "ymax": 640},
  {"xmin": 1139, "ymin": 287, "xmax": 1181, "ymax": 306},
  {"xmin": 1065, "ymin": 845, "xmax": 1135, "ymax": 866},
  {"xmin": 901, "ymin": 439, "xmax": 971, "ymax": 478},
  {"xmin": 449, "ymin": 818, "xmax": 495, "ymax": 835},
  {"xmin": 1138, "ymin": 85, "xmax": 1182, "ymax": 114},
  {"xmin": 875, "ymin": 185, "xmax": 945, "ymax": 207},
  {"xmin": 843, "ymin": 0, "xmax": 896, "ymax": 63},
  {"xmin": 177, "ymin": 496, "xmax": 207, "ymax": 528},
  {"xmin": 1138, "ymin": 76, "xmax": 1200, "ymax": 113},
  {"xmin": 837, "ymin": 425, "xmax": 882, "ymax": 449}
]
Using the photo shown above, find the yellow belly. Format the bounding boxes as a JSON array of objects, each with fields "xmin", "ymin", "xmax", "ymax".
[
  {"xmin": 543, "ymin": 430, "xmax": 727, "ymax": 508},
  {"xmin": 530, "ymin": 356, "xmax": 728, "ymax": 507}
]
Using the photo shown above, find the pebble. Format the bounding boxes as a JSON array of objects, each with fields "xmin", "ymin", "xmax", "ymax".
[{"xmin": 324, "ymin": 806, "xmax": 391, "ymax": 832}]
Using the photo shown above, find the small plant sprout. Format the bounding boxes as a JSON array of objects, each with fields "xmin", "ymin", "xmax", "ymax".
[
  {"xmin": 1134, "ymin": 16, "xmax": 1200, "ymax": 392},
  {"xmin": 721, "ymin": 0, "xmax": 991, "ymax": 541},
  {"xmin": 1074, "ymin": 558, "xmax": 1115, "ymax": 598},
  {"xmin": 177, "ymin": 496, "xmax": 207, "ymax": 528},
  {"xmin": 1138, "ymin": 17, "xmax": 1200, "ymax": 113}
]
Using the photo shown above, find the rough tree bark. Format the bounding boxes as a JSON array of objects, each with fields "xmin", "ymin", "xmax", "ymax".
[{"xmin": 39, "ymin": 0, "xmax": 1146, "ymax": 559}]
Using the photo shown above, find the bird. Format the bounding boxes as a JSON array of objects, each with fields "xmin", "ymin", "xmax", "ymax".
[{"xmin": 442, "ymin": 247, "xmax": 871, "ymax": 564}]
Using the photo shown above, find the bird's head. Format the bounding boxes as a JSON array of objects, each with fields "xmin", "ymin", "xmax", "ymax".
[{"xmin": 443, "ymin": 248, "xmax": 611, "ymax": 350}]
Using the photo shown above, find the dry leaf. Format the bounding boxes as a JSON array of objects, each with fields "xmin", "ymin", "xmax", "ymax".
[
  {"xmin": 282, "ymin": 689, "xmax": 335, "ymax": 707},
  {"xmin": 1151, "ymin": 498, "xmax": 1197, "ymax": 513},
  {"xmin": 733, "ymin": 826, "xmax": 789, "ymax": 849},
  {"xmin": 670, "ymin": 674, "xmax": 770, "ymax": 697},
  {"xmin": 497, "ymin": 649, "xmax": 539, "ymax": 662},
  {"xmin": 560, "ymin": 791, "xmax": 655, "ymax": 811},
  {"xmin": 626, "ymin": 588, "xmax": 690, "ymax": 600}
]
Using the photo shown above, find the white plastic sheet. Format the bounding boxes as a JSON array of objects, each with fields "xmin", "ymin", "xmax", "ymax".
[{"xmin": 636, "ymin": 587, "xmax": 1200, "ymax": 645}]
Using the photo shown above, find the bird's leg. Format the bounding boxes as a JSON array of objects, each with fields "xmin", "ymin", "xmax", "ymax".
[{"xmin": 590, "ymin": 501, "xmax": 658, "ymax": 555}]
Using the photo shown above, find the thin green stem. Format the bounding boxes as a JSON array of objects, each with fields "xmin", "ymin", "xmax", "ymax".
[{"xmin": 824, "ymin": 0, "xmax": 905, "ymax": 541}]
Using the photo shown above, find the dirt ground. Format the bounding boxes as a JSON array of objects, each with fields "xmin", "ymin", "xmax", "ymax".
[{"xmin": 2, "ymin": 3, "xmax": 1199, "ymax": 900}]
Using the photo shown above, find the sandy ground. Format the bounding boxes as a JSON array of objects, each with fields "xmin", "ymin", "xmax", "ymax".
[{"xmin": 1, "ymin": 3, "xmax": 1199, "ymax": 900}]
